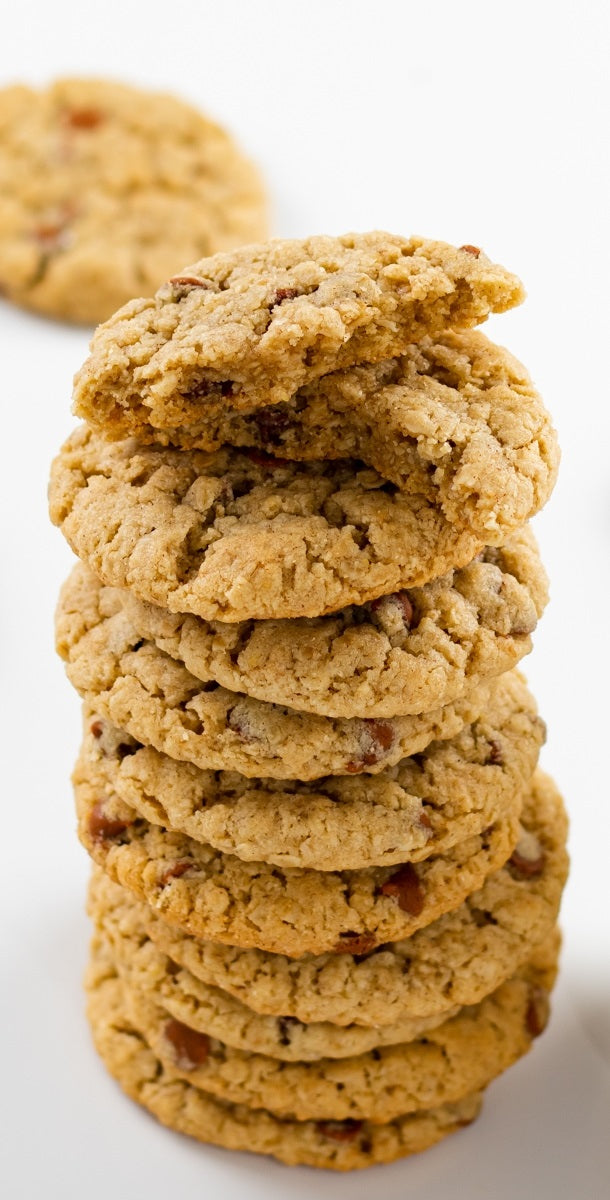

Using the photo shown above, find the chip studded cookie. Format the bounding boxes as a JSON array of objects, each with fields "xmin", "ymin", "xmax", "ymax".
[
  {"xmin": 119, "ymin": 527, "xmax": 548, "ymax": 718},
  {"xmin": 72, "ymin": 232, "xmax": 523, "ymax": 431},
  {"xmin": 73, "ymin": 328, "xmax": 558, "ymax": 543},
  {"xmin": 93, "ymin": 921, "xmax": 459, "ymax": 1061},
  {"xmin": 57, "ymin": 563, "xmax": 498, "ymax": 779},
  {"xmin": 0, "ymin": 78, "xmax": 266, "ymax": 324},
  {"xmin": 102, "ymin": 772, "xmax": 566, "ymax": 1025},
  {"xmin": 74, "ymin": 743, "xmax": 521, "ymax": 956},
  {"xmin": 89, "ymin": 930, "xmax": 558, "ymax": 1123},
  {"xmin": 43, "ymin": 208, "xmax": 566, "ymax": 1165},
  {"xmin": 79, "ymin": 668, "xmax": 544, "ymax": 870},
  {"xmin": 86, "ymin": 956, "xmax": 485, "ymax": 1170},
  {"xmin": 49, "ymin": 428, "xmax": 488, "ymax": 622}
]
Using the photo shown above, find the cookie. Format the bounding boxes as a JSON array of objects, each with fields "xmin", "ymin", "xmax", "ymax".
[
  {"xmin": 93, "ymin": 923, "xmax": 459, "ymax": 1061},
  {"xmin": 49, "ymin": 428, "xmax": 486, "ymax": 622},
  {"xmin": 72, "ymin": 327, "xmax": 557, "ymax": 546},
  {"xmin": 86, "ymin": 961, "xmax": 484, "ymax": 1170},
  {"xmin": 0, "ymin": 78, "xmax": 266, "ymax": 324},
  {"xmin": 72, "ymin": 232, "xmax": 523, "ymax": 434},
  {"xmin": 57, "ymin": 564, "xmax": 495, "ymax": 780},
  {"xmin": 74, "ymin": 746, "xmax": 520, "ymax": 955},
  {"xmin": 80, "ymin": 669, "xmax": 543, "ymax": 870},
  {"xmin": 90, "ymin": 932, "xmax": 558, "ymax": 1122},
  {"xmin": 99, "ymin": 770, "xmax": 566, "ymax": 1024},
  {"xmin": 120, "ymin": 526, "xmax": 547, "ymax": 718}
]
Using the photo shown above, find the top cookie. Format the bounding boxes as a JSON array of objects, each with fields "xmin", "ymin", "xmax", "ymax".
[
  {"xmin": 0, "ymin": 78, "xmax": 266, "ymax": 324},
  {"xmin": 72, "ymin": 231, "xmax": 524, "ymax": 426},
  {"xmin": 74, "ymin": 327, "xmax": 559, "ymax": 543}
]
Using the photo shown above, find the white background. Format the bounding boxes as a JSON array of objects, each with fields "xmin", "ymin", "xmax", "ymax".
[{"xmin": 1, "ymin": 2, "xmax": 609, "ymax": 1197}]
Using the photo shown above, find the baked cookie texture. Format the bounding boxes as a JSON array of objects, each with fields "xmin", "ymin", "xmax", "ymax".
[
  {"xmin": 116, "ymin": 526, "xmax": 548, "ymax": 718},
  {"xmin": 78, "ymin": 669, "xmax": 544, "ymax": 870},
  {"xmin": 0, "ymin": 78, "xmax": 266, "ymax": 324},
  {"xmin": 73, "ymin": 232, "xmax": 523, "ymax": 425},
  {"xmin": 87, "ymin": 956, "xmax": 485, "ymax": 1169},
  {"xmin": 57, "ymin": 563, "xmax": 501, "ymax": 780},
  {"xmin": 74, "ymin": 329, "xmax": 558, "ymax": 541},
  {"xmin": 95, "ymin": 921, "xmax": 460, "ymax": 1061},
  {"xmin": 88, "ymin": 931, "xmax": 557, "ymax": 1122},
  {"xmin": 49, "ymin": 427, "xmax": 486, "ymax": 621},
  {"xmin": 75, "ymin": 746, "xmax": 521, "ymax": 955},
  {"xmin": 48, "ymin": 225, "xmax": 566, "ymax": 1169},
  {"xmin": 88, "ymin": 773, "xmax": 567, "ymax": 1027},
  {"xmin": 51, "ymin": 333, "xmax": 558, "ymax": 618},
  {"xmin": 93, "ymin": 873, "xmax": 566, "ymax": 1062}
]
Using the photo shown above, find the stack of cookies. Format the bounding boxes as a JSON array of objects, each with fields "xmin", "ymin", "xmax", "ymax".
[{"xmin": 49, "ymin": 233, "xmax": 569, "ymax": 1171}]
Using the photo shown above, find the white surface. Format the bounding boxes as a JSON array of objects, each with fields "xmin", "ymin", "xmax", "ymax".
[{"xmin": 1, "ymin": 2, "xmax": 609, "ymax": 1197}]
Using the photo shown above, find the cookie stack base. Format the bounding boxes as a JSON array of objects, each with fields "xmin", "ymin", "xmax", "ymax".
[
  {"xmin": 87, "ymin": 967, "xmax": 484, "ymax": 1171},
  {"xmin": 85, "ymin": 921, "xmax": 559, "ymax": 1169}
]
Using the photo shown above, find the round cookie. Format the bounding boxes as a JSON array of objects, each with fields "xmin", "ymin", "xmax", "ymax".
[
  {"xmin": 49, "ymin": 428, "xmax": 486, "ymax": 622},
  {"xmin": 72, "ymin": 232, "xmax": 523, "ymax": 434},
  {"xmin": 86, "ymin": 963, "xmax": 484, "ymax": 1171},
  {"xmin": 0, "ymin": 78, "xmax": 266, "ymax": 324},
  {"xmin": 100, "ymin": 770, "xmax": 567, "ymax": 1024},
  {"xmin": 120, "ymin": 526, "xmax": 548, "ymax": 718},
  {"xmin": 80, "ymin": 669, "xmax": 544, "ymax": 870},
  {"xmin": 74, "ymin": 751, "xmax": 520, "ymax": 956},
  {"xmin": 73, "ymin": 328, "xmax": 558, "ymax": 544},
  {"xmin": 93, "ymin": 925, "xmax": 458, "ymax": 1061},
  {"xmin": 57, "ymin": 564, "xmax": 494, "ymax": 780},
  {"xmin": 92, "ymin": 932, "xmax": 558, "ymax": 1123}
]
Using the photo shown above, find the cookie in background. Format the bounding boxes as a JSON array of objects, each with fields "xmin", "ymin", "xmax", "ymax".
[{"xmin": 0, "ymin": 77, "xmax": 267, "ymax": 324}]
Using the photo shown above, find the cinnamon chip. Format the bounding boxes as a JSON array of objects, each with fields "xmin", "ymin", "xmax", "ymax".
[
  {"xmin": 159, "ymin": 861, "xmax": 193, "ymax": 886},
  {"xmin": 509, "ymin": 830, "xmax": 546, "ymax": 878},
  {"xmin": 333, "ymin": 932, "xmax": 377, "ymax": 955},
  {"xmin": 315, "ymin": 1119, "xmax": 363, "ymax": 1142},
  {"xmin": 525, "ymin": 986, "xmax": 550, "ymax": 1037},
  {"xmin": 379, "ymin": 863, "xmax": 425, "ymax": 915},
  {"xmin": 254, "ymin": 406, "xmax": 292, "ymax": 443},
  {"xmin": 371, "ymin": 590, "xmax": 414, "ymax": 628},
  {"xmin": 88, "ymin": 801, "xmax": 129, "ymax": 842},
  {"xmin": 63, "ymin": 107, "xmax": 105, "ymax": 130},
  {"xmin": 164, "ymin": 1019, "xmax": 210, "ymax": 1070},
  {"xmin": 345, "ymin": 719, "xmax": 395, "ymax": 772},
  {"xmin": 272, "ymin": 287, "xmax": 300, "ymax": 305},
  {"xmin": 486, "ymin": 739, "xmax": 504, "ymax": 766}
]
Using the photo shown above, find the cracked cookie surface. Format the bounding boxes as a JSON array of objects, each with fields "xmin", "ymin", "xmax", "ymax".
[
  {"xmin": 0, "ymin": 78, "xmax": 266, "ymax": 324},
  {"xmin": 74, "ymin": 329, "xmax": 558, "ymax": 544},
  {"xmin": 95, "ymin": 772, "xmax": 566, "ymax": 1024},
  {"xmin": 92, "ymin": 923, "xmax": 458, "ymax": 1061},
  {"xmin": 88, "ymin": 932, "xmax": 558, "ymax": 1122},
  {"xmin": 57, "ymin": 564, "xmax": 494, "ymax": 780},
  {"xmin": 86, "ymin": 958, "xmax": 484, "ymax": 1169},
  {"xmin": 74, "ymin": 744, "xmax": 520, "ymax": 955},
  {"xmin": 49, "ymin": 427, "xmax": 485, "ymax": 621},
  {"xmin": 119, "ymin": 526, "xmax": 547, "ymax": 718},
  {"xmin": 73, "ymin": 231, "xmax": 524, "ymax": 430},
  {"xmin": 79, "ymin": 669, "xmax": 543, "ymax": 870}
]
